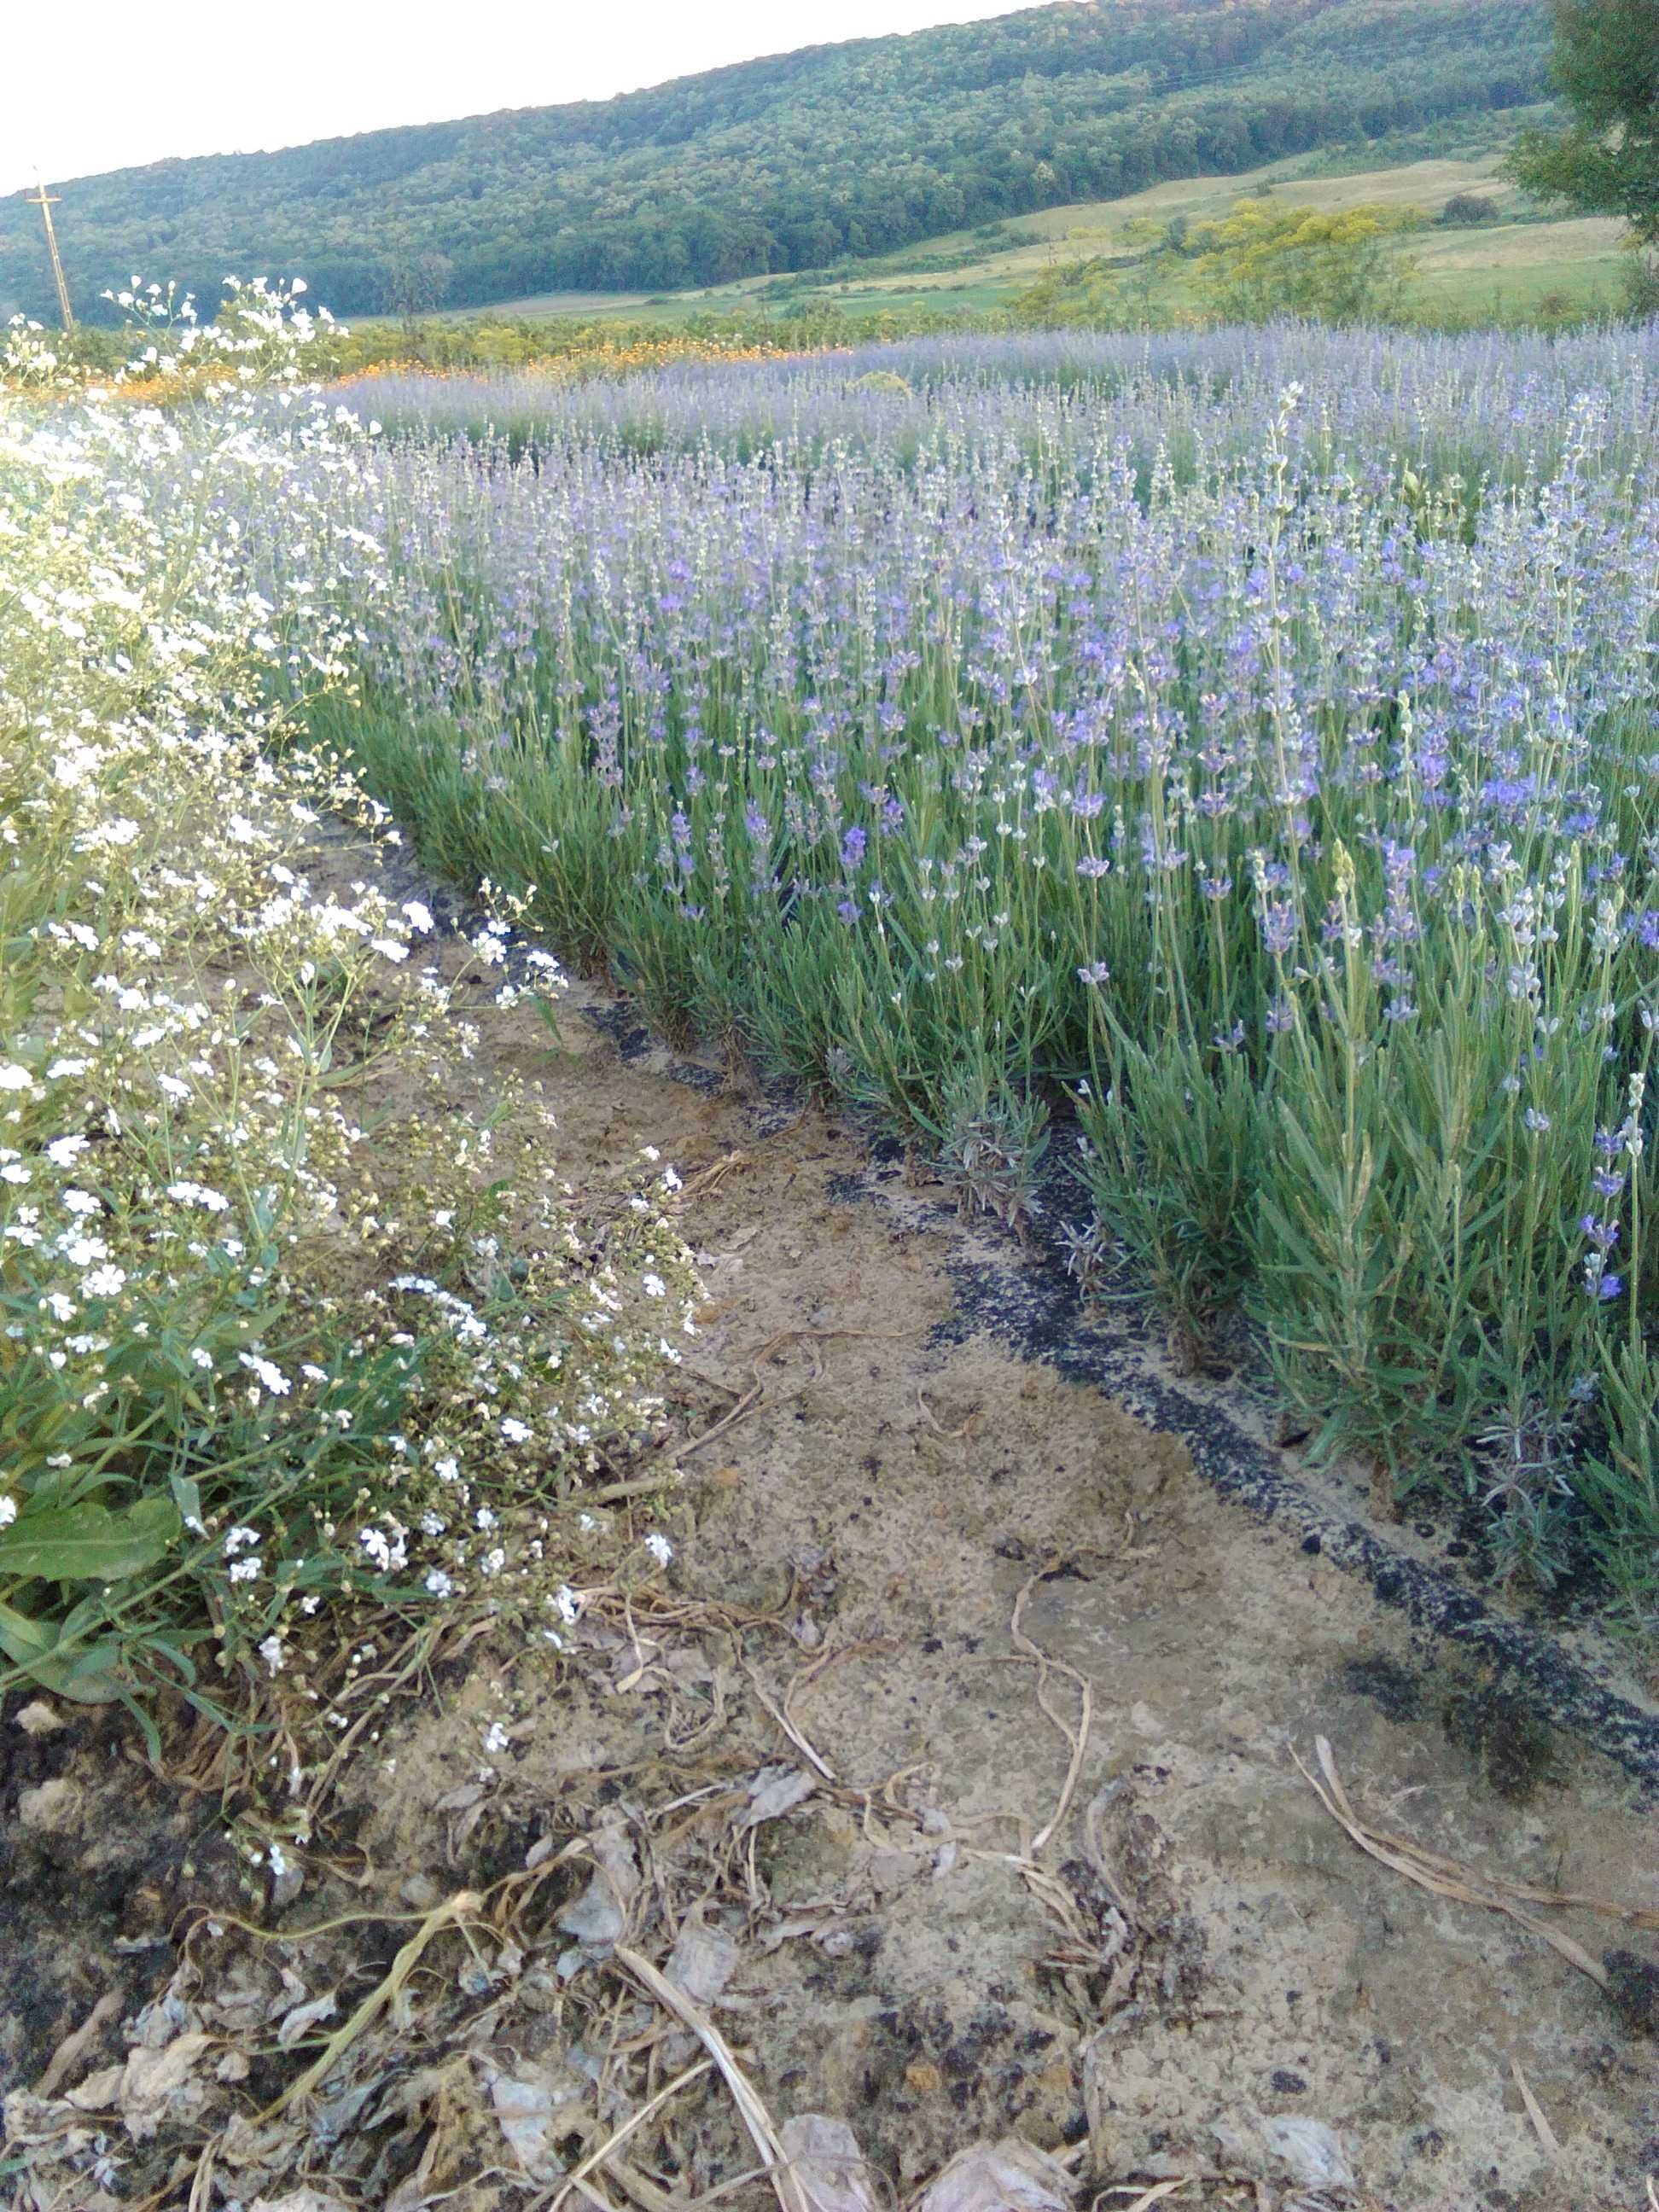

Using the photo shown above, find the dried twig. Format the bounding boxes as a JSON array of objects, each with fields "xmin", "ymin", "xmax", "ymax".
[
  {"xmin": 616, "ymin": 1944, "xmax": 808, "ymax": 2212},
  {"xmin": 262, "ymin": 1887, "xmax": 486, "ymax": 2116},
  {"xmin": 677, "ymin": 1381, "xmax": 765, "ymax": 1459},
  {"xmin": 570, "ymin": 2173, "xmax": 633, "ymax": 2212},
  {"xmin": 599, "ymin": 2156, "xmax": 682, "ymax": 2212},
  {"xmin": 762, "ymin": 1639, "xmax": 905, "ymax": 1785},
  {"xmin": 1510, "ymin": 2057, "xmax": 1560, "ymax": 2161},
  {"xmin": 544, "ymin": 2058, "xmax": 714, "ymax": 2212},
  {"xmin": 675, "ymin": 1325, "xmax": 920, "ymax": 1460},
  {"xmin": 915, "ymin": 1388, "xmax": 983, "ymax": 1442},
  {"xmin": 744, "ymin": 1665, "xmax": 837, "ymax": 1784},
  {"xmin": 580, "ymin": 1470, "xmax": 689, "ymax": 1508},
  {"xmin": 1010, "ymin": 1571, "xmax": 1093, "ymax": 1859},
  {"xmin": 187, "ymin": 2138, "xmax": 217, "ymax": 2212},
  {"xmin": 1298, "ymin": 1735, "xmax": 1616, "ymax": 1989},
  {"xmin": 679, "ymin": 1150, "xmax": 749, "ymax": 1199}
]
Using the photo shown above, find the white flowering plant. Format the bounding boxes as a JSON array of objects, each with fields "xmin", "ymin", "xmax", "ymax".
[
  {"xmin": 2, "ymin": 273, "xmax": 343, "ymax": 397},
  {"xmin": 0, "ymin": 292, "xmax": 696, "ymax": 1765}
]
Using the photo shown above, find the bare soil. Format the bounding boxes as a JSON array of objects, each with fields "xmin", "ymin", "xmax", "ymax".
[{"xmin": 3, "ymin": 830, "xmax": 1657, "ymax": 2212}]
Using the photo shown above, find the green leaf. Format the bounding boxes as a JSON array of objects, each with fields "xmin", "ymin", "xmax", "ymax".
[
  {"xmin": 168, "ymin": 1470, "xmax": 205, "ymax": 1535},
  {"xmin": 0, "ymin": 1598, "xmax": 125, "ymax": 1703},
  {"xmin": 0, "ymin": 1494, "xmax": 181, "ymax": 1583},
  {"xmin": 38, "ymin": 1641, "xmax": 128, "ymax": 1704},
  {"xmin": 0, "ymin": 1596, "xmax": 55, "ymax": 1662}
]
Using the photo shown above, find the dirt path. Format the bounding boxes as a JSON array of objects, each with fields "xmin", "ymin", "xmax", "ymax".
[
  {"xmin": 4, "ymin": 832, "xmax": 1657, "ymax": 2212},
  {"xmin": 353, "ymin": 957, "xmax": 1657, "ymax": 2212}
]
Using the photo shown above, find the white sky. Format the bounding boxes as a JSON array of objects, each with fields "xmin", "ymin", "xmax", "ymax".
[{"xmin": 4, "ymin": 0, "xmax": 1027, "ymax": 199}]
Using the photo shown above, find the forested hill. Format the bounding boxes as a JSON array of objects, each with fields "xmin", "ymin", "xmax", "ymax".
[{"xmin": 0, "ymin": 0, "xmax": 1550, "ymax": 323}]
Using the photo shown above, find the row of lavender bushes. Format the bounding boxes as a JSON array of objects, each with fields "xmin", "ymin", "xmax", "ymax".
[{"xmin": 292, "ymin": 328, "xmax": 1659, "ymax": 1617}]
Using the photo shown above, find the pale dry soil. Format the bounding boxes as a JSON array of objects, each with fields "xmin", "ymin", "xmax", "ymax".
[
  {"xmin": 360, "ymin": 963, "xmax": 1659, "ymax": 2212},
  {"xmin": 3, "ymin": 837, "xmax": 1657, "ymax": 2212}
]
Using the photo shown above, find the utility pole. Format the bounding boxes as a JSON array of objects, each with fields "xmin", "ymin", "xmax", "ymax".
[{"xmin": 26, "ymin": 177, "xmax": 74, "ymax": 330}]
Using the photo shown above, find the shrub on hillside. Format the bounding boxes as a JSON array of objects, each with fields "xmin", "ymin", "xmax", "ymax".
[{"xmin": 1439, "ymin": 191, "xmax": 1503, "ymax": 225}]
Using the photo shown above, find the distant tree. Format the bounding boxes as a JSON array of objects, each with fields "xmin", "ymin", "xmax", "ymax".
[
  {"xmin": 1190, "ymin": 200, "xmax": 1423, "ymax": 323},
  {"xmin": 1509, "ymin": 1, "xmax": 1659, "ymax": 307},
  {"xmin": 375, "ymin": 248, "xmax": 455, "ymax": 323},
  {"xmin": 1439, "ymin": 191, "xmax": 1501, "ymax": 225}
]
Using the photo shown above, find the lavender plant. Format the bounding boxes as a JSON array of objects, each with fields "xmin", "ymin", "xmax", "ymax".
[{"xmin": 268, "ymin": 326, "xmax": 1659, "ymax": 1619}]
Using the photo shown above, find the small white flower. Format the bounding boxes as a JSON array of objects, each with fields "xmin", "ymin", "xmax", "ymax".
[
  {"xmin": 168, "ymin": 1181, "xmax": 230, "ymax": 1213},
  {"xmin": 644, "ymin": 1532, "xmax": 674, "ymax": 1567},
  {"xmin": 359, "ymin": 1525, "xmax": 407, "ymax": 1573},
  {"xmin": 238, "ymin": 1353, "xmax": 290, "ymax": 1397}
]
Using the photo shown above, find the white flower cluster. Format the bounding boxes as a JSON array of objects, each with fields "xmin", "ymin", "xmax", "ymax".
[{"xmin": 0, "ymin": 285, "xmax": 699, "ymax": 1766}]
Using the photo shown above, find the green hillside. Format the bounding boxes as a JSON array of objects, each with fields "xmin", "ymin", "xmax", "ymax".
[
  {"xmin": 443, "ymin": 149, "xmax": 1611, "ymax": 331},
  {"xmin": 0, "ymin": 0, "xmax": 1552, "ymax": 324}
]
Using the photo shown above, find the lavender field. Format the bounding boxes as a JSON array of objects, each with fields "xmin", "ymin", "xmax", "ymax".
[
  {"xmin": 301, "ymin": 329, "xmax": 1659, "ymax": 1615},
  {"xmin": 8, "ymin": 292, "xmax": 1659, "ymax": 2212}
]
